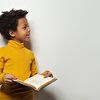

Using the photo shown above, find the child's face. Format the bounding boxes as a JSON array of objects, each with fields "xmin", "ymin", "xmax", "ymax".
[{"xmin": 10, "ymin": 17, "xmax": 30, "ymax": 42}]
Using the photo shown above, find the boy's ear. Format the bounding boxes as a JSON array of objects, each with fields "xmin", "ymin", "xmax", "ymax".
[{"xmin": 9, "ymin": 30, "xmax": 16, "ymax": 37}]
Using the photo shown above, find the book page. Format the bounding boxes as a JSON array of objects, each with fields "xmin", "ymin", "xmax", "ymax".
[{"xmin": 24, "ymin": 74, "xmax": 57, "ymax": 89}]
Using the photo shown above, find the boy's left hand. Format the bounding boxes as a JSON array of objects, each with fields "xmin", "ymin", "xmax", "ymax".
[{"xmin": 40, "ymin": 70, "xmax": 53, "ymax": 78}]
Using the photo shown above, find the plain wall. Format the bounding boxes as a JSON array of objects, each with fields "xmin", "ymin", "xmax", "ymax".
[{"xmin": 0, "ymin": 0, "xmax": 100, "ymax": 100}]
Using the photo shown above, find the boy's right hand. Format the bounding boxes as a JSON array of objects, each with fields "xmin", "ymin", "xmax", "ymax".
[{"xmin": 2, "ymin": 74, "xmax": 17, "ymax": 83}]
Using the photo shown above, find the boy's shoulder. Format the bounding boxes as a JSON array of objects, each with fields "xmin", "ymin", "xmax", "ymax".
[
  {"xmin": 24, "ymin": 47, "xmax": 35, "ymax": 55},
  {"xmin": 0, "ymin": 46, "xmax": 7, "ymax": 55},
  {"xmin": 24, "ymin": 47, "xmax": 35, "ymax": 58},
  {"xmin": 0, "ymin": 45, "xmax": 6, "ymax": 51}
]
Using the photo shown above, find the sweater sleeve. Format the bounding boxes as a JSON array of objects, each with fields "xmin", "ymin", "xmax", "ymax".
[
  {"xmin": 30, "ymin": 52, "xmax": 38, "ymax": 76},
  {"xmin": 0, "ymin": 54, "xmax": 5, "ymax": 84}
]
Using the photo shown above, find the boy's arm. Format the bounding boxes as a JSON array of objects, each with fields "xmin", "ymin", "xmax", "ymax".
[{"xmin": 30, "ymin": 52, "xmax": 38, "ymax": 76}]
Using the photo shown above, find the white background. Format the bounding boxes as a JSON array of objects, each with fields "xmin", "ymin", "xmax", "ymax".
[{"xmin": 0, "ymin": 0, "xmax": 100, "ymax": 100}]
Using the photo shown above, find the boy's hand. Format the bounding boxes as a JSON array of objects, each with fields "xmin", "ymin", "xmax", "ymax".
[
  {"xmin": 2, "ymin": 74, "xmax": 17, "ymax": 83},
  {"xmin": 40, "ymin": 70, "xmax": 53, "ymax": 78}
]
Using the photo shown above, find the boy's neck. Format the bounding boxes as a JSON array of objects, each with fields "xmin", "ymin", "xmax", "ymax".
[{"xmin": 11, "ymin": 38, "xmax": 24, "ymax": 43}]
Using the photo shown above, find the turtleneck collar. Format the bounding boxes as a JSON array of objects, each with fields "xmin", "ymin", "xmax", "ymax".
[{"xmin": 7, "ymin": 40, "xmax": 24, "ymax": 48}]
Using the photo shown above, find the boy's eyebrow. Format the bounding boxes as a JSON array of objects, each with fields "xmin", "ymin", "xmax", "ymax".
[{"xmin": 23, "ymin": 23, "xmax": 29, "ymax": 26}]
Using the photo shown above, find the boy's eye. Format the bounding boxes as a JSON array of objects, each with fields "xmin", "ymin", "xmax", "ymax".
[
  {"xmin": 23, "ymin": 25, "xmax": 29, "ymax": 29},
  {"xmin": 23, "ymin": 26, "xmax": 26, "ymax": 29}
]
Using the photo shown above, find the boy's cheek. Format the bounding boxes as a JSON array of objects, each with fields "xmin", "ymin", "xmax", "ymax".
[
  {"xmin": 24, "ymin": 36, "xmax": 30, "ymax": 41},
  {"xmin": 16, "ymin": 32, "xmax": 30, "ymax": 41}
]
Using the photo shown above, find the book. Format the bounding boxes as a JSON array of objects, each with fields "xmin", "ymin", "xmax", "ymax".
[{"xmin": 13, "ymin": 73, "xmax": 58, "ymax": 91}]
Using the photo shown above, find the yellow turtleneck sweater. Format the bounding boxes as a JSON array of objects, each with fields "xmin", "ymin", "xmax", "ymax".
[{"xmin": 0, "ymin": 39, "xmax": 38, "ymax": 83}]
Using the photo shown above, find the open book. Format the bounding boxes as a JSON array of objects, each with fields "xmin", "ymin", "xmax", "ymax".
[{"xmin": 13, "ymin": 73, "xmax": 57, "ymax": 91}]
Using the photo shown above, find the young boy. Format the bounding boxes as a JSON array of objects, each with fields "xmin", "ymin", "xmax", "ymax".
[{"xmin": 0, "ymin": 9, "xmax": 53, "ymax": 100}]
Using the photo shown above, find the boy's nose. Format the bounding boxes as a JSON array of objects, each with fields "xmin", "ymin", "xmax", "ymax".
[{"xmin": 27, "ymin": 27, "xmax": 30, "ymax": 33}]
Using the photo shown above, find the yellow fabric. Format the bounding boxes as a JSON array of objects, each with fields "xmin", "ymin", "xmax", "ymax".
[{"xmin": 0, "ymin": 40, "xmax": 38, "ymax": 100}]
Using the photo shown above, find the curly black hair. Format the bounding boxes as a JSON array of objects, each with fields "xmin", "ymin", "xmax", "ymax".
[{"xmin": 0, "ymin": 9, "xmax": 28, "ymax": 40}]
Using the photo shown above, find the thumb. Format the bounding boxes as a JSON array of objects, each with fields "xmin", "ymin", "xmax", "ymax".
[{"xmin": 11, "ymin": 75, "xmax": 18, "ymax": 80}]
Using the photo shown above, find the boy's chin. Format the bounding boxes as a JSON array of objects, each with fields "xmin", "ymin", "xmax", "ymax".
[{"xmin": 24, "ymin": 38, "xmax": 30, "ymax": 42}]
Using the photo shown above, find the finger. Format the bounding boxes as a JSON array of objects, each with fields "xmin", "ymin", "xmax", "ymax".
[
  {"xmin": 4, "ymin": 74, "xmax": 17, "ymax": 80},
  {"xmin": 6, "ymin": 77, "xmax": 15, "ymax": 80},
  {"xmin": 46, "ymin": 72, "xmax": 52, "ymax": 76},
  {"xmin": 4, "ymin": 76, "xmax": 17, "ymax": 82},
  {"xmin": 44, "ymin": 76, "xmax": 46, "ymax": 78},
  {"xmin": 43, "ymin": 74, "xmax": 48, "ymax": 78},
  {"xmin": 12, "ymin": 77, "xmax": 17, "ymax": 80},
  {"xmin": 49, "ymin": 74, "xmax": 53, "ymax": 77},
  {"xmin": 9, "ymin": 76, "xmax": 17, "ymax": 80},
  {"xmin": 45, "ymin": 73, "xmax": 53, "ymax": 78},
  {"xmin": 4, "ymin": 79, "xmax": 13, "ymax": 83},
  {"xmin": 44, "ymin": 74, "xmax": 51, "ymax": 78},
  {"xmin": 7, "ymin": 80, "xmax": 12, "ymax": 82},
  {"xmin": 10, "ymin": 75, "xmax": 17, "ymax": 79}
]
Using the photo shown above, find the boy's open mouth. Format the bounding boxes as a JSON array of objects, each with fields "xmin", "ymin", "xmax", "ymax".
[{"xmin": 26, "ymin": 34, "xmax": 30, "ymax": 37}]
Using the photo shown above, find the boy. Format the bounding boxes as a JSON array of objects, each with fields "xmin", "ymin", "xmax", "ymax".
[{"xmin": 0, "ymin": 9, "xmax": 53, "ymax": 100}]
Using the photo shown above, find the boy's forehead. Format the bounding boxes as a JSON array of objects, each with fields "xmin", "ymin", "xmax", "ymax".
[{"xmin": 18, "ymin": 17, "xmax": 28, "ymax": 26}]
